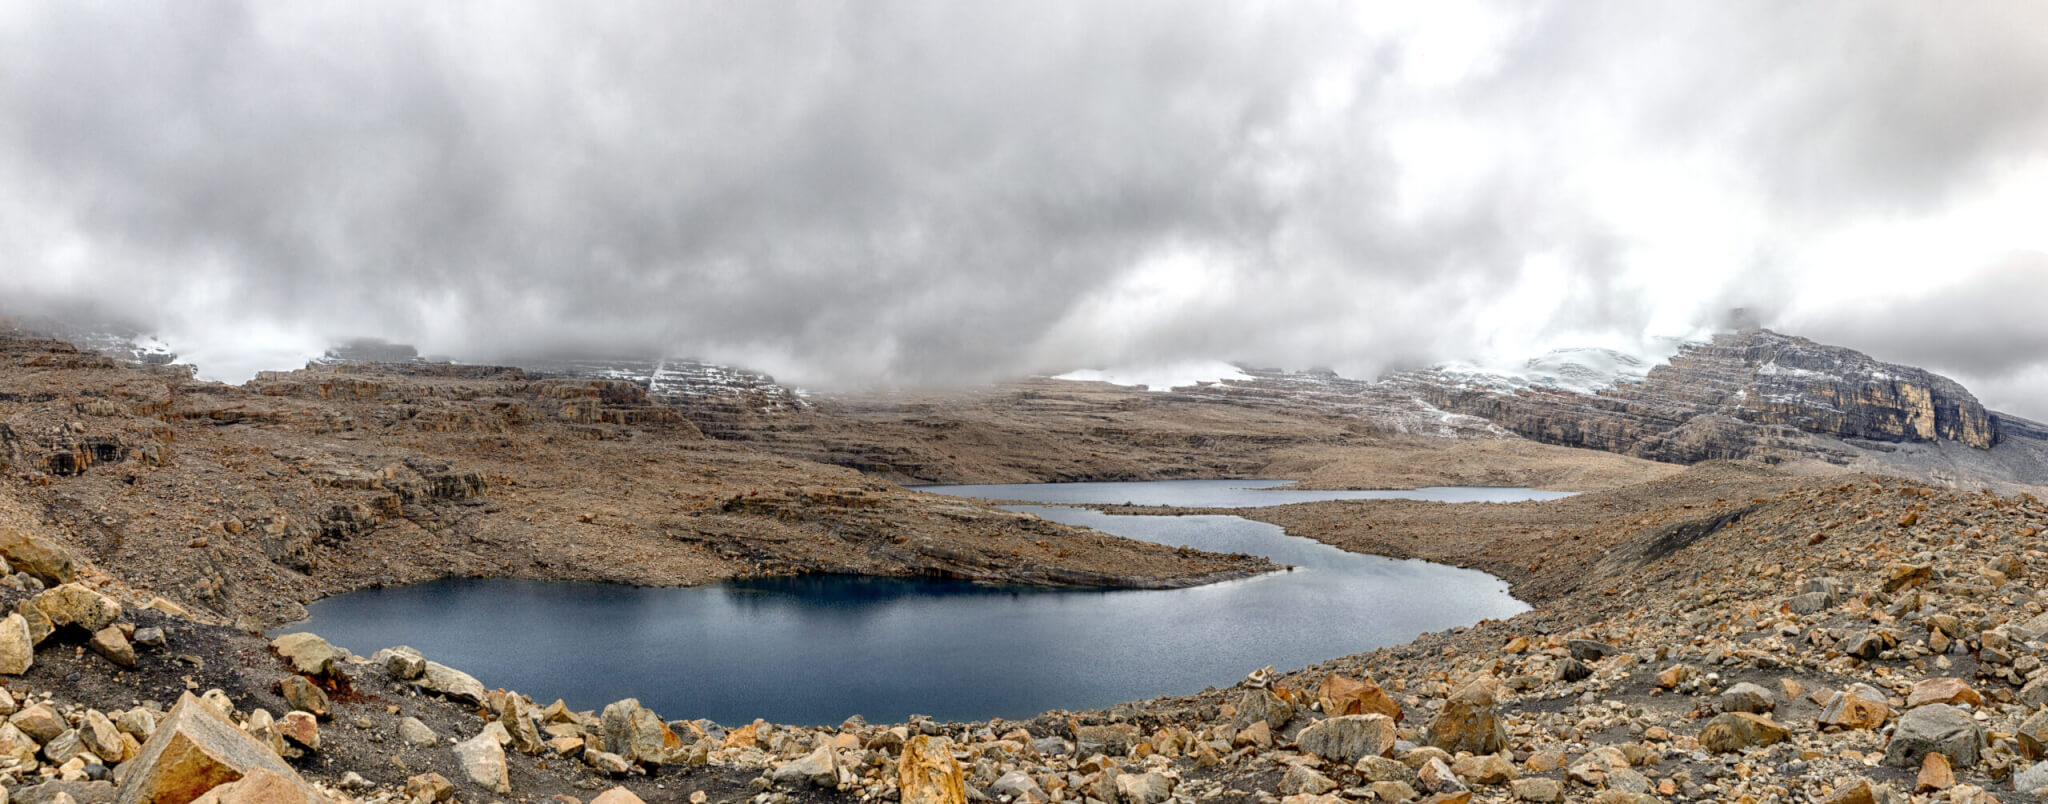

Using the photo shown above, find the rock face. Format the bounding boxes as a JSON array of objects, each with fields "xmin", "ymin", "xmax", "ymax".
[
  {"xmin": 114, "ymin": 692, "xmax": 317, "ymax": 804},
  {"xmin": 1400, "ymin": 330, "xmax": 2001, "ymax": 465}
]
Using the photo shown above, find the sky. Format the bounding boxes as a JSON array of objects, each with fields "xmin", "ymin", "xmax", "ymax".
[{"xmin": 1, "ymin": 1, "xmax": 2045, "ymax": 417}]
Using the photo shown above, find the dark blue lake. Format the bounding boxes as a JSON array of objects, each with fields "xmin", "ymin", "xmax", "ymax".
[{"xmin": 287, "ymin": 482, "xmax": 1547, "ymax": 725}]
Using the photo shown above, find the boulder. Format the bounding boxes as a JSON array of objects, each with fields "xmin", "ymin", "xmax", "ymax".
[
  {"xmin": 417, "ymin": 661, "xmax": 486, "ymax": 705},
  {"xmin": 33, "ymin": 583, "xmax": 121, "ymax": 634},
  {"xmin": 602, "ymin": 698, "xmax": 681, "ymax": 765},
  {"xmin": 1231, "ymin": 689, "xmax": 1295, "ymax": 730},
  {"xmin": 586, "ymin": 748, "xmax": 633, "ymax": 775},
  {"xmin": 404, "ymin": 772, "xmax": 455, "ymax": 803},
  {"xmin": 1719, "ymin": 682, "xmax": 1775, "ymax": 713},
  {"xmin": 267, "ymin": 634, "xmax": 338, "ymax": 678},
  {"xmin": 1698, "ymin": 712, "xmax": 1790, "ymax": 753},
  {"xmin": 373, "ymin": 646, "xmax": 426, "ymax": 680},
  {"xmin": 396, "ymin": 717, "xmax": 438, "ymax": 747},
  {"xmin": 1416, "ymin": 757, "xmax": 1468, "ymax": 794},
  {"xmin": 772, "ymin": 744, "xmax": 841, "ymax": 788},
  {"xmin": 591, "ymin": 788, "xmax": 651, "ymax": 804},
  {"xmin": 2018, "ymin": 709, "xmax": 2048, "ymax": 759},
  {"xmin": 1296, "ymin": 714, "xmax": 1397, "ymax": 763},
  {"xmin": 453, "ymin": 728, "xmax": 511, "ymax": 794},
  {"xmin": 189, "ymin": 767, "xmax": 318, "ymax": 804},
  {"xmin": 1510, "ymin": 778, "xmax": 1564, "ymax": 802},
  {"xmin": 276, "ymin": 677, "xmax": 329, "ymax": 719},
  {"xmin": 1917, "ymin": 750, "xmax": 1955, "ymax": 793},
  {"xmin": 113, "ymin": 692, "xmax": 318, "ymax": 804},
  {"xmin": 1886, "ymin": 704, "xmax": 1981, "ymax": 769},
  {"xmin": 0, "ymin": 611, "xmax": 33, "ymax": 674},
  {"xmin": 1427, "ymin": 682, "xmax": 1506, "ymax": 755},
  {"xmin": 12, "ymin": 702, "xmax": 68, "ymax": 743},
  {"xmin": 1450, "ymin": 753, "xmax": 1517, "ymax": 785},
  {"xmin": 1114, "ymin": 771, "xmax": 1174, "ymax": 804},
  {"xmin": 81, "ymin": 710, "xmax": 127, "ymax": 763},
  {"xmin": 0, "ymin": 528, "xmax": 75, "ymax": 585},
  {"xmin": 1818, "ymin": 685, "xmax": 1891, "ymax": 731},
  {"xmin": 991, "ymin": 770, "xmax": 1046, "ymax": 802},
  {"xmin": 1278, "ymin": 765, "xmax": 1338, "ymax": 796},
  {"xmin": 278, "ymin": 712, "xmax": 318, "ymax": 752},
  {"xmin": 899, "ymin": 735, "xmax": 966, "ymax": 804},
  {"xmin": 2015, "ymin": 761, "xmax": 2048, "ymax": 797},
  {"xmin": 1075, "ymin": 723, "xmax": 1138, "ymax": 757},
  {"xmin": 1906, "ymin": 678, "xmax": 1982, "ymax": 709},
  {"xmin": 89, "ymin": 626, "xmax": 135, "ymax": 668},
  {"xmin": 1316, "ymin": 674, "xmax": 1402, "ymax": 720},
  {"xmin": 1567, "ymin": 640, "xmax": 1617, "ymax": 661}
]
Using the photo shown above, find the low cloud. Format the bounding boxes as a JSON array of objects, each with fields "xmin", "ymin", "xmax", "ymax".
[{"xmin": 0, "ymin": 1, "xmax": 2042, "ymax": 416}]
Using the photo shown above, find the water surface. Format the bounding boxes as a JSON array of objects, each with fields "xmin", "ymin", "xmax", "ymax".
[
  {"xmin": 291, "ymin": 482, "xmax": 1552, "ymax": 724},
  {"xmin": 917, "ymin": 478, "xmax": 1575, "ymax": 507}
]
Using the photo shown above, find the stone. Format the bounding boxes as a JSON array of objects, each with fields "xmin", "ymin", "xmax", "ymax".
[
  {"xmin": 1427, "ymin": 681, "xmax": 1506, "ymax": 755},
  {"xmin": 1317, "ymin": 674, "xmax": 1402, "ymax": 720},
  {"xmin": 189, "ymin": 768, "xmax": 318, "ymax": 804},
  {"xmin": 1556, "ymin": 657, "xmax": 1592, "ymax": 683},
  {"xmin": 1567, "ymin": 639, "xmax": 1617, "ymax": 661},
  {"xmin": 245, "ymin": 709, "xmax": 287, "ymax": 758},
  {"xmin": 1719, "ymin": 681, "xmax": 1775, "ymax": 713},
  {"xmin": 80, "ymin": 710, "xmax": 126, "ymax": 764},
  {"xmin": 45, "ymin": 729, "xmax": 91, "ymax": 765},
  {"xmin": 17, "ymin": 601, "xmax": 51, "ymax": 645},
  {"xmin": 1907, "ymin": 678, "xmax": 1982, "ymax": 709},
  {"xmin": 374, "ymin": 646, "xmax": 426, "ymax": 680},
  {"xmin": 1818, "ymin": 779, "xmax": 1877, "ymax": 804},
  {"xmin": 33, "ymin": 584, "xmax": 121, "ymax": 634},
  {"xmin": 773, "ymin": 744, "xmax": 842, "ymax": 788},
  {"xmin": 1278, "ymin": 766, "xmax": 1338, "ymax": 796},
  {"xmin": 0, "ymin": 528, "xmax": 75, "ymax": 585},
  {"xmin": 1655, "ymin": 664, "xmax": 1689, "ymax": 689},
  {"xmin": 453, "ymin": 727, "xmax": 511, "ymax": 794},
  {"xmin": 1883, "ymin": 563, "xmax": 1932, "ymax": 592},
  {"xmin": 276, "ymin": 677, "xmax": 329, "ymax": 719},
  {"xmin": 1886, "ymin": 704, "xmax": 1980, "ymax": 769},
  {"xmin": 1296, "ymin": 714, "xmax": 1396, "ymax": 763},
  {"xmin": 1232, "ymin": 720, "xmax": 1271, "ymax": 749},
  {"xmin": 89, "ymin": 627, "xmax": 135, "ymax": 668},
  {"xmin": 591, "ymin": 788, "xmax": 650, "ymax": 804},
  {"xmin": 2015, "ymin": 761, "xmax": 2048, "ymax": 796},
  {"xmin": 1697, "ymin": 712, "xmax": 1790, "ymax": 753},
  {"xmin": 277, "ymin": 712, "xmax": 318, "ymax": 752},
  {"xmin": 1917, "ymin": 750, "xmax": 1955, "ymax": 793},
  {"xmin": 266, "ymin": 634, "xmax": 338, "ymax": 678},
  {"xmin": 1451, "ymin": 753, "xmax": 1517, "ymax": 785},
  {"xmin": 991, "ymin": 770, "xmax": 1046, "ymax": 802},
  {"xmin": 1787, "ymin": 592, "xmax": 1835, "ymax": 614},
  {"xmin": 405, "ymin": 772, "xmax": 455, "ymax": 803},
  {"xmin": 133, "ymin": 627, "xmax": 165, "ymax": 649},
  {"xmin": 1510, "ymin": 777, "xmax": 1564, "ymax": 802},
  {"xmin": 1818, "ymin": 684, "xmax": 1891, "ymax": 731},
  {"xmin": 0, "ymin": 612, "xmax": 33, "ymax": 674},
  {"xmin": 417, "ymin": 661, "xmax": 485, "ymax": 705},
  {"xmin": 1114, "ymin": 771, "xmax": 1174, "ymax": 804},
  {"xmin": 1356, "ymin": 756, "xmax": 1413, "ymax": 782},
  {"xmin": 586, "ymin": 749, "xmax": 632, "ymax": 775},
  {"xmin": 1075, "ymin": 723, "xmax": 1138, "ymax": 757},
  {"xmin": 1372, "ymin": 781, "xmax": 1419, "ymax": 802},
  {"xmin": 900, "ymin": 735, "xmax": 967, "ymax": 804},
  {"xmin": 1416, "ymin": 757, "xmax": 1467, "ymax": 794},
  {"xmin": 113, "ymin": 692, "xmax": 317, "ymax": 804},
  {"xmin": 0, "ymin": 722, "xmax": 40, "ymax": 765},
  {"xmin": 602, "ymin": 698, "xmax": 682, "ymax": 765},
  {"xmin": 1231, "ymin": 689, "xmax": 1295, "ymax": 730},
  {"xmin": 397, "ymin": 717, "xmax": 438, "ymax": 747},
  {"xmin": 12, "ymin": 702, "xmax": 67, "ymax": 743}
]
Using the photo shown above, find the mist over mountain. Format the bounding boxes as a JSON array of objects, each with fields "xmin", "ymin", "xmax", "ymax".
[{"xmin": 2, "ymin": 1, "xmax": 2045, "ymax": 415}]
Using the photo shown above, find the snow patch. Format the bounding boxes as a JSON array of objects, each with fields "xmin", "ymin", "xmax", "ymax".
[{"xmin": 1053, "ymin": 360, "xmax": 1254, "ymax": 392}]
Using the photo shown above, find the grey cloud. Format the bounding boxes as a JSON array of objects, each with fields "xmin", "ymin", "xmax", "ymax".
[{"xmin": 0, "ymin": 1, "xmax": 2043, "ymax": 401}]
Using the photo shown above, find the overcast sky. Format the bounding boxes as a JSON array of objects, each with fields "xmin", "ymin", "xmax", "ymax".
[{"xmin": 2, "ymin": 1, "xmax": 2045, "ymax": 416}]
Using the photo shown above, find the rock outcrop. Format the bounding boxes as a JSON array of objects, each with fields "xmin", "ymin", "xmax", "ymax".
[{"xmin": 1397, "ymin": 330, "xmax": 2001, "ymax": 465}]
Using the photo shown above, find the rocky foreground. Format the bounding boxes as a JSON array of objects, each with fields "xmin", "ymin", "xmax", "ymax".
[{"xmin": 0, "ymin": 466, "xmax": 2042, "ymax": 803}]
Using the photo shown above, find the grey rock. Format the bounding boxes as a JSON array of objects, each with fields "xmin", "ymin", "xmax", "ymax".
[
  {"xmin": 1886, "ymin": 704, "xmax": 1982, "ymax": 769},
  {"xmin": 1296, "ymin": 714, "xmax": 1396, "ymax": 764},
  {"xmin": 1720, "ymin": 682, "xmax": 1775, "ymax": 713}
]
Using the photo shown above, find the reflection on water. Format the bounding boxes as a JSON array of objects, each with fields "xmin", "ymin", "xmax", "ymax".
[{"xmin": 290, "ymin": 482, "xmax": 1546, "ymax": 725}]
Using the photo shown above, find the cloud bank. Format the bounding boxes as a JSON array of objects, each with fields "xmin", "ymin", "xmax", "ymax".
[{"xmin": 1, "ymin": 1, "xmax": 2044, "ymax": 415}]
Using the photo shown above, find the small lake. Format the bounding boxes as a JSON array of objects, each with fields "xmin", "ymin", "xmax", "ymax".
[
  {"xmin": 917, "ymin": 478, "xmax": 1577, "ymax": 507},
  {"xmin": 287, "ymin": 482, "xmax": 1553, "ymax": 725}
]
